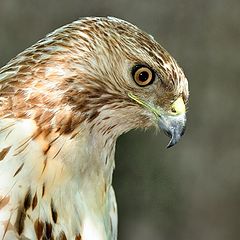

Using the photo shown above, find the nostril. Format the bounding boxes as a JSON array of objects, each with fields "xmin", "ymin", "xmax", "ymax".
[
  {"xmin": 171, "ymin": 97, "xmax": 186, "ymax": 115},
  {"xmin": 171, "ymin": 107, "xmax": 177, "ymax": 114}
]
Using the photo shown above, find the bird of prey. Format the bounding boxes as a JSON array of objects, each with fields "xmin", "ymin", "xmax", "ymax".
[{"xmin": 0, "ymin": 17, "xmax": 188, "ymax": 240}]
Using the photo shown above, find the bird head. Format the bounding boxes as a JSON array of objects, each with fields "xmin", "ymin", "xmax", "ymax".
[
  {"xmin": 59, "ymin": 17, "xmax": 189, "ymax": 147},
  {"xmin": 4, "ymin": 17, "xmax": 188, "ymax": 148}
]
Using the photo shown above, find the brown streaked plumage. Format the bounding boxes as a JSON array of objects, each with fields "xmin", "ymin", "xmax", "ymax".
[
  {"xmin": 0, "ymin": 146, "xmax": 11, "ymax": 161},
  {"xmin": 0, "ymin": 17, "xmax": 188, "ymax": 239}
]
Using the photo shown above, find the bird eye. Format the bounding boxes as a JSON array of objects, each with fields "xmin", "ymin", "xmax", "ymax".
[{"xmin": 132, "ymin": 65, "xmax": 155, "ymax": 86}]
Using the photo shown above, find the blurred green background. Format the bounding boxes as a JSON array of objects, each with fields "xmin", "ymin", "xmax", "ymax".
[{"xmin": 0, "ymin": 0, "xmax": 240, "ymax": 239}]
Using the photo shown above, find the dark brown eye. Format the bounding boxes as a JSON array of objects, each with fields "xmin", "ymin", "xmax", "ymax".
[{"xmin": 132, "ymin": 65, "xmax": 155, "ymax": 86}]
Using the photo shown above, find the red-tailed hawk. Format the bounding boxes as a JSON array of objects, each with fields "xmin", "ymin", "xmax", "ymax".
[{"xmin": 0, "ymin": 17, "xmax": 188, "ymax": 239}]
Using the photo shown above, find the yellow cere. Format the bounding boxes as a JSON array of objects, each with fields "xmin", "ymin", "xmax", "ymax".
[
  {"xmin": 171, "ymin": 97, "xmax": 186, "ymax": 115},
  {"xmin": 128, "ymin": 93, "xmax": 186, "ymax": 117}
]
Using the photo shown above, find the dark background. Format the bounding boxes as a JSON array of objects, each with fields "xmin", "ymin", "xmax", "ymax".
[{"xmin": 1, "ymin": 0, "xmax": 240, "ymax": 239}]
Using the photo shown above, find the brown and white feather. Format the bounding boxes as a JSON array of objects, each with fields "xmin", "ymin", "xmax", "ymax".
[{"xmin": 0, "ymin": 17, "xmax": 188, "ymax": 240}]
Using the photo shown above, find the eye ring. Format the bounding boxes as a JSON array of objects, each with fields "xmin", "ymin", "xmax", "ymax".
[{"xmin": 132, "ymin": 65, "xmax": 155, "ymax": 86}]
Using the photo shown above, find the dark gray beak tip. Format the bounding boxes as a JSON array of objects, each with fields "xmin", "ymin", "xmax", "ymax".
[
  {"xmin": 165, "ymin": 134, "xmax": 180, "ymax": 149},
  {"xmin": 166, "ymin": 125, "xmax": 186, "ymax": 149},
  {"xmin": 159, "ymin": 114, "xmax": 186, "ymax": 149},
  {"xmin": 166, "ymin": 140, "xmax": 175, "ymax": 149}
]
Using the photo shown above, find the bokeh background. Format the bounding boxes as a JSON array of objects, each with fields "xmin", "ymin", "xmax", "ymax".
[{"xmin": 0, "ymin": 0, "xmax": 240, "ymax": 239}]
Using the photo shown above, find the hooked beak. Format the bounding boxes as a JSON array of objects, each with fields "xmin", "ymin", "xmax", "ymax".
[
  {"xmin": 159, "ymin": 113, "xmax": 186, "ymax": 148},
  {"xmin": 159, "ymin": 97, "xmax": 186, "ymax": 148},
  {"xmin": 128, "ymin": 93, "xmax": 187, "ymax": 148}
]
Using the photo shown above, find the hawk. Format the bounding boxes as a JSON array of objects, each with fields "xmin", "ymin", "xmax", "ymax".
[{"xmin": 0, "ymin": 17, "xmax": 188, "ymax": 240}]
